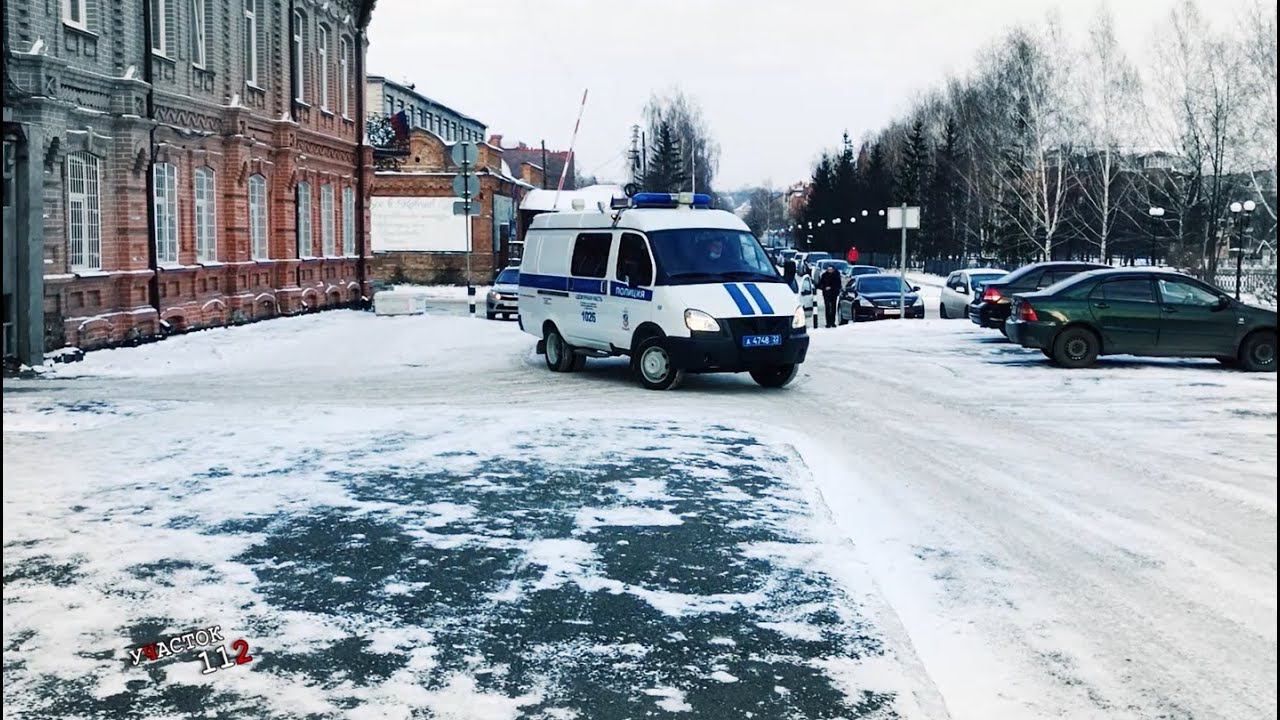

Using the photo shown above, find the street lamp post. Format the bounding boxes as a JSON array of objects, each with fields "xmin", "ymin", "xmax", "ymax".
[
  {"xmin": 1148, "ymin": 207, "xmax": 1165, "ymax": 266},
  {"xmin": 1228, "ymin": 200, "xmax": 1257, "ymax": 300}
]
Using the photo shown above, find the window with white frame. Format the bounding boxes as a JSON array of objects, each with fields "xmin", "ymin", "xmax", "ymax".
[
  {"xmin": 292, "ymin": 10, "xmax": 306, "ymax": 102},
  {"xmin": 249, "ymin": 174, "xmax": 268, "ymax": 259},
  {"xmin": 190, "ymin": 0, "xmax": 207, "ymax": 67},
  {"xmin": 317, "ymin": 24, "xmax": 330, "ymax": 110},
  {"xmin": 151, "ymin": 0, "xmax": 168, "ymax": 54},
  {"xmin": 194, "ymin": 167, "xmax": 217, "ymax": 261},
  {"xmin": 66, "ymin": 153, "xmax": 101, "ymax": 270},
  {"xmin": 339, "ymin": 37, "xmax": 350, "ymax": 116},
  {"xmin": 321, "ymin": 184, "xmax": 334, "ymax": 256},
  {"xmin": 153, "ymin": 162, "xmax": 179, "ymax": 264},
  {"xmin": 243, "ymin": 0, "xmax": 258, "ymax": 85},
  {"xmin": 63, "ymin": 0, "xmax": 88, "ymax": 30},
  {"xmin": 296, "ymin": 182, "xmax": 312, "ymax": 257},
  {"xmin": 342, "ymin": 186, "xmax": 354, "ymax": 255}
]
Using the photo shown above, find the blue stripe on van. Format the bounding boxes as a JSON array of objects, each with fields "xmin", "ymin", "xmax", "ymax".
[
  {"xmin": 743, "ymin": 283, "xmax": 774, "ymax": 314},
  {"xmin": 519, "ymin": 273, "xmax": 569, "ymax": 291},
  {"xmin": 723, "ymin": 284, "xmax": 755, "ymax": 315},
  {"xmin": 609, "ymin": 282, "xmax": 653, "ymax": 301}
]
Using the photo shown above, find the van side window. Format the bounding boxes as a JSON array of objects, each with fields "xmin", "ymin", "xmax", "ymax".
[
  {"xmin": 570, "ymin": 233, "xmax": 612, "ymax": 278},
  {"xmin": 615, "ymin": 233, "xmax": 653, "ymax": 286}
]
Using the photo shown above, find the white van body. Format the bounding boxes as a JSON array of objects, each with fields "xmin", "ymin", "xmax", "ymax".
[{"xmin": 518, "ymin": 198, "xmax": 809, "ymax": 389}]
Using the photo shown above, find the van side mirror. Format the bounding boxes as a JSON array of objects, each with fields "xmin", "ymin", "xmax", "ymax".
[{"xmin": 912, "ymin": 286, "xmax": 921, "ymax": 292}]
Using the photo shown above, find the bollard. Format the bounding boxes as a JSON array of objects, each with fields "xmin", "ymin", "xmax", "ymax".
[{"xmin": 468, "ymin": 285, "xmax": 476, "ymax": 316}]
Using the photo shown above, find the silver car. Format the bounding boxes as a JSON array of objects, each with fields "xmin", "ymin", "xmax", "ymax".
[
  {"xmin": 938, "ymin": 267, "xmax": 1007, "ymax": 319},
  {"xmin": 486, "ymin": 267, "xmax": 520, "ymax": 320}
]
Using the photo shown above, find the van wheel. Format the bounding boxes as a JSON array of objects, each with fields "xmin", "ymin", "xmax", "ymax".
[
  {"xmin": 1051, "ymin": 327, "xmax": 1099, "ymax": 368},
  {"xmin": 634, "ymin": 337, "xmax": 684, "ymax": 390},
  {"xmin": 750, "ymin": 364, "xmax": 798, "ymax": 388},
  {"xmin": 544, "ymin": 327, "xmax": 576, "ymax": 372},
  {"xmin": 571, "ymin": 353, "xmax": 587, "ymax": 371},
  {"xmin": 1238, "ymin": 331, "xmax": 1276, "ymax": 372}
]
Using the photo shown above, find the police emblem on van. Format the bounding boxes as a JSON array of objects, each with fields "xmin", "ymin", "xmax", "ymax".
[{"xmin": 622, "ymin": 309, "xmax": 630, "ymax": 331}]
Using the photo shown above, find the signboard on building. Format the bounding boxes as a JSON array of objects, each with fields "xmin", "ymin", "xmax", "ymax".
[{"xmin": 371, "ymin": 197, "xmax": 469, "ymax": 252}]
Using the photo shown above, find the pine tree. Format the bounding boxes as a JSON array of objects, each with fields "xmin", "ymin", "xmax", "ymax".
[
  {"xmin": 642, "ymin": 121, "xmax": 686, "ymax": 193},
  {"xmin": 895, "ymin": 120, "xmax": 930, "ymax": 206}
]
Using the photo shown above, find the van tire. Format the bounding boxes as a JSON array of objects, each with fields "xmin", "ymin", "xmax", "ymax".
[
  {"xmin": 544, "ymin": 327, "xmax": 576, "ymax": 373},
  {"xmin": 571, "ymin": 353, "xmax": 587, "ymax": 371},
  {"xmin": 750, "ymin": 364, "xmax": 798, "ymax": 388},
  {"xmin": 634, "ymin": 337, "xmax": 684, "ymax": 390}
]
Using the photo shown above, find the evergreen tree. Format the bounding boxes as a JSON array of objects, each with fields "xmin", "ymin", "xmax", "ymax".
[
  {"xmin": 642, "ymin": 120, "xmax": 686, "ymax": 193},
  {"xmin": 895, "ymin": 119, "xmax": 930, "ymax": 206}
]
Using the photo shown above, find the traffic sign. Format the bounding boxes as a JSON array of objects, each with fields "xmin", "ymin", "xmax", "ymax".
[
  {"xmin": 453, "ymin": 201, "xmax": 481, "ymax": 216},
  {"xmin": 887, "ymin": 206, "xmax": 921, "ymax": 229},
  {"xmin": 452, "ymin": 174, "xmax": 479, "ymax": 198},
  {"xmin": 450, "ymin": 141, "xmax": 478, "ymax": 166}
]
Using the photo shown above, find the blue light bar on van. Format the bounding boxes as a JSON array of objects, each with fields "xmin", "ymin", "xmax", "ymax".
[{"xmin": 630, "ymin": 192, "xmax": 712, "ymax": 209}]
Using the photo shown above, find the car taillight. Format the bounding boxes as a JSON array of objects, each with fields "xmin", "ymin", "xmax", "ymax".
[
  {"xmin": 982, "ymin": 287, "xmax": 1003, "ymax": 303},
  {"xmin": 1018, "ymin": 301, "xmax": 1038, "ymax": 322}
]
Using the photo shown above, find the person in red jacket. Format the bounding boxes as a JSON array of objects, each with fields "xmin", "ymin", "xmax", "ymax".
[{"xmin": 846, "ymin": 246, "xmax": 860, "ymax": 264}]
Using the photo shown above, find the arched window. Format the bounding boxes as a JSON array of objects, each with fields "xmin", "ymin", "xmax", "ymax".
[
  {"xmin": 249, "ymin": 174, "xmax": 268, "ymax": 259},
  {"xmin": 296, "ymin": 181, "xmax": 312, "ymax": 257},
  {"xmin": 339, "ymin": 37, "xmax": 351, "ymax": 117},
  {"xmin": 317, "ymin": 24, "xmax": 330, "ymax": 110},
  {"xmin": 66, "ymin": 152, "xmax": 101, "ymax": 270},
  {"xmin": 153, "ymin": 162, "xmax": 179, "ymax": 264},
  {"xmin": 320, "ymin": 184, "xmax": 334, "ymax": 256},
  {"xmin": 244, "ymin": 0, "xmax": 259, "ymax": 85},
  {"xmin": 194, "ymin": 167, "xmax": 217, "ymax": 261},
  {"xmin": 291, "ymin": 10, "xmax": 306, "ymax": 102},
  {"xmin": 342, "ymin": 186, "xmax": 354, "ymax": 256}
]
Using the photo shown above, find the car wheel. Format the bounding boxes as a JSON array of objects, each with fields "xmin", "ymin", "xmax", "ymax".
[
  {"xmin": 571, "ymin": 353, "xmax": 587, "ymax": 371},
  {"xmin": 1238, "ymin": 331, "xmax": 1277, "ymax": 372},
  {"xmin": 939, "ymin": 303, "xmax": 949, "ymax": 319},
  {"xmin": 544, "ymin": 327, "xmax": 576, "ymax": 373},
  {"xmin": 999, "ymin": 324, "xmax": 1009, "ymax": 338},
  {"xmin": 838, "ymin": 309, "xmax": 848, "ymax": 326},
  {"xmin": 1051, "ymin": 327, "xmax": 1100, "ymax": 369},
  {"xmin": 634, "ymin": 337, "xmax": 684, "ymax": 390},
  {"xmin": 750, "ymin": 364, "xmax": 798, "ymax": 388},
  {"xmin": 486, "ymin": 310, "xmax": 496, "ymax": 320}
]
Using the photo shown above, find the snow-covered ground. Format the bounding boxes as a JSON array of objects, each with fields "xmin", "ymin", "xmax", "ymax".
[{"xmin": 4, "ymin": 310, "xmax": 1276, "ymax": 719}]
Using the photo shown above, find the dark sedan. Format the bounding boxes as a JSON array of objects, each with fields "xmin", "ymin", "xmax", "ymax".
[
  {"xmin": 1005, "ymin": 269, "xmax": 1277, "ymax": 371},
  {"xmin": 837, "ymin": 275, "xmax": 925, "ymax": 323},
  {"xmin": 970, "ymin": 261, "xmax": 1110, "ymax": 334}
]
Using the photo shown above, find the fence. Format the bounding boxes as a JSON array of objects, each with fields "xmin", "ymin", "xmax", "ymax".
[{"xmin": 1212, "ymin": 268, "xmax": 1277, "ymax": 298}]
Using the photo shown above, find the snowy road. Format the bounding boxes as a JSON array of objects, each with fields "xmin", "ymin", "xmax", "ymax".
[{"xmin": 4, "ymin": 310, "xmax": 1276, "ymax": 719}]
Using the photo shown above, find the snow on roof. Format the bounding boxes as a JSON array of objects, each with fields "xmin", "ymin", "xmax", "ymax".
[{"xmin": 519, "ymin": 184, "xmax": 626, "ymax": 212}]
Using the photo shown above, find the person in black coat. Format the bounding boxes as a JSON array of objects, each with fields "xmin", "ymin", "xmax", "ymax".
[{"xmin": 817, "ymin": 265, "xmax": 842, "ymax": 328}]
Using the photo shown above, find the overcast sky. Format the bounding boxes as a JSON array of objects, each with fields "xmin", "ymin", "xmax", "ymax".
[{"xmin": 367, "ymin": 0, "xmax": 1195, "ymax": 190}]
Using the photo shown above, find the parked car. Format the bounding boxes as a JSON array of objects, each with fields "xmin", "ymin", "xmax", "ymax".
[
  {"xmin": 486, "ymin": 266, "xmax": 520, "ymax": 320},
  {"xmin": 844, "ymin": 265, "xmax": 881, "ymax": 284},
  {"xmin": 837, "ymin": 274, "xmax": 925, "ymax": 323},
  {"xmin": 970, "ymin": 261, "xmax": 1109, "ymax": 334},
  {"xmin": 1006, "ymin": 268, "xmax": 1277, "ymax": 371},
  {"xmin": 940, "ymin": 268, "xmax": 1007, "ymax": 319},
  {"xmin": 810, "ymin": 258, "xmax": 851, "ymax": 285},
  {"xmin": 800, "ymin": 251, "xmax": 831, "ymax": 274}
]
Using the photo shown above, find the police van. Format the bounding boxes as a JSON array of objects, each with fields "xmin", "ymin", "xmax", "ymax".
[{"xmin": 518, "ymin": 192, "xmax": 809, "ymax": 390}]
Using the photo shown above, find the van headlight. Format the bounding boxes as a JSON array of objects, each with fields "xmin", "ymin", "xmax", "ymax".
[
  {"xmin": 792, "ymin": 306, "xmax": 805, "ymax": 328},
  {"xmin": 684, "ymin": 309, "xmax": 720, "ymax": 333},
  {"xmin": 487, "ymin": 290, "xmax": 499, "ymax": 301}
]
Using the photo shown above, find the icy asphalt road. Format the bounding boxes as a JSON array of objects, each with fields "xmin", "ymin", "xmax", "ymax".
[{"xmin": 4, "ymin": 310, "xmax": 1277, "ymax": 720}]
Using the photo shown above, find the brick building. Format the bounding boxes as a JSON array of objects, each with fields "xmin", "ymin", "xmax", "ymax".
[
  {"xmin": 493, "ymin": 137, "xmax": 575, "ymax": 191},
  {"xmin": 369, "ymin": 128, "xmax": 536, "ymax": 284},
  {"xmin": 3, "ymin": 0, "xmax": 376, "ymax": 362}
]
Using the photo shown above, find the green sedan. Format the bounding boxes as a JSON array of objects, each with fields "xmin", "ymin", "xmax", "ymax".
[{"xmin": 1005, "ymin": 269, "xmax": 1277, "ymax": 371}]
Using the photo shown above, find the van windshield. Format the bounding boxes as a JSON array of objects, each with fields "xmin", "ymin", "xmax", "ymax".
[{"xmin": 648, "ymin": 229, "xmax": 782, "ymax": 285}]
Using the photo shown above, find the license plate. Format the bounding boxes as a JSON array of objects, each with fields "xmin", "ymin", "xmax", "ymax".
[
  {"xmin": 742, "ymin": 334, "xmax": 782, "ymax": 348},
  {"xmin": 882, "ymin": 308, "xmax": 901, "ymax": 316}
]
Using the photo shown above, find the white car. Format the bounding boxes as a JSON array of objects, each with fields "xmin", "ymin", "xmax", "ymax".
[
  {"xmin": 939, "ymin": 267, "xmax": 1007, "ymax": 319},
  {"xmin": 518, "ymin": 192, "xmax": 810, "ymax": 390}
]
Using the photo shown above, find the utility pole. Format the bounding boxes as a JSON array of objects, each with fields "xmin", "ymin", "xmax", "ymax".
[{"xmin": 540, "ymin": 140, "xmax": 547, "ymax": 190}]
